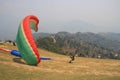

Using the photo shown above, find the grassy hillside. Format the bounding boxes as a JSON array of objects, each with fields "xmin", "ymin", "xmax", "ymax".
[{"xmin": 0, "ymin": 44, "xmax": 120, "ymax": 80}]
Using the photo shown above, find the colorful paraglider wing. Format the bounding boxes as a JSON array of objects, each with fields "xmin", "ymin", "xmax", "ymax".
[{"xmin": 16, "ymin": 15, "xmax": 40, "ymax": 65}]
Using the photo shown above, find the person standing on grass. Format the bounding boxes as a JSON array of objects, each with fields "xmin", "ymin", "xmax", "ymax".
[{"xmin": 68, "ymin": 52, "xmax": 75, "ymax": 63}]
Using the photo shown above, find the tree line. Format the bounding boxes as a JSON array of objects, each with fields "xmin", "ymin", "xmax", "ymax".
[{"xmin": 36, "ymin": 32, "xmax": 120, "ymax": 60}]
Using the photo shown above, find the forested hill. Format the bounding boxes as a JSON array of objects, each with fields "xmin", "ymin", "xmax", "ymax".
[{"xmin": 34, "ymin": 32, "xmax": 120, "ymax": 59}]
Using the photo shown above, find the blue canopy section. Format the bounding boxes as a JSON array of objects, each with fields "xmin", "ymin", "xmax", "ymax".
[
  {"xmin": 11, "ymin": 50, "xmax": 52, "ymax": 60},
  {"xmin": 40, "ymin": 57, "xmax": 52, "ymax": 60},
  {"xmin": 11, "ymin": 50, "xmax": 21, "ymax": 57}
]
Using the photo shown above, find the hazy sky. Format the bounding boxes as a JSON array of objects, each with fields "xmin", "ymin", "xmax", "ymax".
[{"xmin": 0, "ymin": 0, "xmax": 120, "ymax": 39}]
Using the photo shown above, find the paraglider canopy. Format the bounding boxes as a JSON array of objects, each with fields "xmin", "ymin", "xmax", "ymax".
[{"xmin": 16, "ymin": 15, "xmax": 40, "ymax": 65}]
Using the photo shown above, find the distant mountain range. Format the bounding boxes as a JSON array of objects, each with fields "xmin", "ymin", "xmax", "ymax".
[{"xmin": 34, "ymin": 32, "xmax": 120, "ymax": 59}]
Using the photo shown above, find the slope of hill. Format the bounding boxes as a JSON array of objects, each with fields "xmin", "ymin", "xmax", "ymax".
[{"xmin": 0, "ymin": 44, "xmax": 120, "ymax": 80}]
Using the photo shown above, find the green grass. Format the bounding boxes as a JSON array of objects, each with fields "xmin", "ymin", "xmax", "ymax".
[
  {"xmin": 0, "ymin": 63, "xmax": 120, "ymax": 80},
  {"xmin": 0, "ymin": 44, "xmax": 120, "ymax": 80}
]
